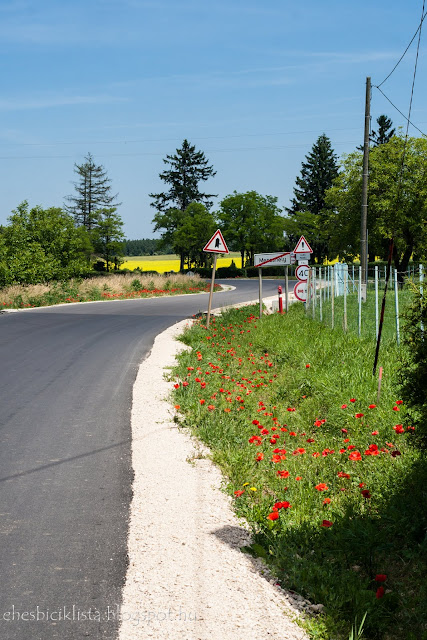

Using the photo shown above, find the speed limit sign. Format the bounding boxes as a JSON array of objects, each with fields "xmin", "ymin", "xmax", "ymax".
[{"xmin": 295, "ymin": 264, "xmax": 309, "ymax": 281}]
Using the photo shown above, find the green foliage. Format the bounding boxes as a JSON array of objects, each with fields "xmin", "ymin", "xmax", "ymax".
[
  {"xmin": 173, "ymin": 304, "xmax": 426, "ymax": 639},
  {"xmin": 325, "ymin": 135, "xmax": 427, "ymax": 271},
  {"xmin": 285, "ymin": 134, "xmax": 339, "ymax": 262},
  {"xmin": 0, "ymin": 201, "xmax": 92, "ymax": 286},
  {"xmin": 123, "ymin": 238, "xmax": 171, "ymax": 255},
  {"xmin": 398, "ymin": 282, "xmax": 427, "ymax": 448},
  {"xmin": 90, "ymin": 207, "xmax": 124, "ymax": 271},
  {"xmin": 217, "ymin": 190, "xmax": 285, "ymax": 268},
  {"xmin": 172, "ymin": 202, "xmax": 217, "ymax": 268}
]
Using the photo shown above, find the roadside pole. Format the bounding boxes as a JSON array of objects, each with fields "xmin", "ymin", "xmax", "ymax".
[
  {"xmin": 285, "ymin": 266, "xmax": 289, "ymax": 312},
  {"xmin": 206, "ymin": 254, "xmax": 217, "ymax": 329},
  {"xmin": 203, "ymin": 229, "xmax": 229, "ymax": 329},
  {"xmin": 258, "ymin": 268, "xmax": 262, "ymax": 319}
]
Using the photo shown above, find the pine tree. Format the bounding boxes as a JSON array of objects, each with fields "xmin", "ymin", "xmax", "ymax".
[
  {"xmin": 149, "ymin": 139, "xmax": 217, "ymax": 213},
  {"xmin": 150, "ymin": 139, "xmax": 217, "ymax": 270},
  {"xmin": 65, "ymin": 153, "xmax": 120, "ymax": 231},
  {"xmin": 371, "ymin": 115, "xmax": 395, "ymax": 146},
  {"xmin": 285, "ymin": 134, "xmax": 339, "ymax": 261}
]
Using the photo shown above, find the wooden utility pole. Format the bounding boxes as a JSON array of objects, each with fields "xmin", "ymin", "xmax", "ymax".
[{"xmin": 360, "ymin": 76, "xmax": 371, "ymax": 302}]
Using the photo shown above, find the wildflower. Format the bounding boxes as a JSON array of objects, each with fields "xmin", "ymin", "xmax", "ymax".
[
  {"xmin": 255, "ymin": 452, "xmax": 264, "ymax": 461},
  {"xmin": 390, "ymin": 450, "xmax": 401, "ymax": 457},
  {"xmin": 368, "ymin": 404, "xmax": 377, "ymax": 409},
  {"xmin": 349, "ymin": 451, "xmax": 362, "ymax": 461},
  {"xmin": 341, "ymin": 428, "xmax": 348, "ymax": 433},
  {"xmin": 355, "ymin": 413, "xmax": 364, "ymax": 419},
  {"xmin": 207, "ymin": 404, "xmax": 215, "ymax": 411},
  {"xmin": 361, "ymin": 489, "xmax": 371, "ymax": 499},
  {"xmin": 174, "ymin": 404, "xmax": 180, "ymax": 410},
  {"xmin": 376, "ymin": 586, "xmax": 385, "ymax": 599},
  {"xmin": 277, "ymin": 470, "xmax": 289, "ymax": 478},
  {"xmin": 375, "ymin": 574, "xmax": 387, "ymax": 582},
  {"xmin": 234, "ymin": 490, "xmax": 245, "ymax": 497},
  {"xmin": 267, "ymin": 512, "xmax": 279, "ymax": 521},
  {"xmin": 393, "ymin": 424, "xmax": 405, "ymax": 434},
  {"xmin": 315, "ymin": 483, "xmax": 329, "ymax": 491},
  {"xmin": 199, "ymin": 399, "xmax": 205, "ymax": 405},
  {"xmin": 321, "ymin": 520, "xmax": 333, "ymax": 528},
  {"xmin": 174, "ymin": 383, "xmax": 180, "ymax": 389},
  {"xmin": 323, "ymin": 498, "xmax": 331, "ymax": 505},
  {"xmin": 341, "ymin": 404, "xmax": 348, "ymax": 409},
  {"xmin": 371, "ymin": 430, "xmax": 379, "ymax": 436},
  {"xmin": 337, "ymin": 471, "xmax": 351, "ymax": 479},
  {"xmin": 392, "ymin": 406, "xmax": 399, "ymax": 412},
  {"xmin": 350, "ymin": 398, "xmax": 356, "ymax": 403},
  {"xmin": 395, "ymin": 400, "xmax": 403, "ymax": 405},
  {"xmin": 249, "ymin": 487, "xmax": 257, "ymax": 492},
  {"xmin": 295, "ymin": 476, "xmax": 302, "ymax": 481},
  {"xmin": 305, "ymin": 364, "xmax": 310, "ymax": 368}
]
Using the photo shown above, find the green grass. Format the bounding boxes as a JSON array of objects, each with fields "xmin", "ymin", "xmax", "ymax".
[
  {"xmin": 172, "ymin": 303, "xmax": 426, "ymax": 640},
  {"xmin": 310, "ymin": 284, "xmax": 413, "ymax": 344}
]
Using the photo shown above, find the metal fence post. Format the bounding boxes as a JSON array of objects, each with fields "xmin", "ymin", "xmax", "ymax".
[{"xmin": 394, "ymin": 268, "xmax": 400, "ymax": 345}]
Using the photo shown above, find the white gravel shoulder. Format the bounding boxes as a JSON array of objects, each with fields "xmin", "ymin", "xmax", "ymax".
[{"xmin": 119, "ymin": 312, "xmax": 309, "ymax": 640}]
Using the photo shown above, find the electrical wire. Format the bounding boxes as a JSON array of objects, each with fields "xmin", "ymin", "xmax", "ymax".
[
  {"xmin": 377, "ymin": 8, "xmax": 427, "ymax": 88},
  {"xmin": 375, "ymin": 86, "xmax": 427, "ymax": 137}
]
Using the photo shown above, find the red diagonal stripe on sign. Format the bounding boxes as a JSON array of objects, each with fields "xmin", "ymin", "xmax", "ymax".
[{"xmin": 257, "ymin": 252, "xmax": 290, "ymax": 267}]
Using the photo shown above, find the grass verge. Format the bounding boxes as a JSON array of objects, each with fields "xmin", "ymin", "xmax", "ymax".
[
  {"xmin": 172, "ymin": 303, "xmax": 426, "ymax": 640},
  {"xmin": 0, "ymin": 273, "xmax": 218, "ymax": 309}
]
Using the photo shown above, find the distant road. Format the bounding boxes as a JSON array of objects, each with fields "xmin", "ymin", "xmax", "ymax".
[{"xmin": 0, "ymin": 278, "xmax": 294, "ymax": 640}]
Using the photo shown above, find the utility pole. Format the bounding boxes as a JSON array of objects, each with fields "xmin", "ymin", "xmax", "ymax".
[{"xmin": 360, "ymin": 76, "xmax": 371, "ymax": 302}]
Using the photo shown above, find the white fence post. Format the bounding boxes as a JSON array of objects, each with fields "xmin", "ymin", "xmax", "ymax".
[
  {"xmin": 394, "ymin": 269, "xmax": 400, "ymax": 345},
  {"xmin": 375, "ymin": 265, "xmax": 379, "ymax": 339}
]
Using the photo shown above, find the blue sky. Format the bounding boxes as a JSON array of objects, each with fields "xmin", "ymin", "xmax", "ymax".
[{"xmin": 1, "ymin": 0, "xmax": 426, "ymax": 239}]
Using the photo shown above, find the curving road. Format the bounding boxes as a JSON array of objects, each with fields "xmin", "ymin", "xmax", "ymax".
[{"xmin": 0, "ymin": 278, "xmax": 293, "ymax": 640}]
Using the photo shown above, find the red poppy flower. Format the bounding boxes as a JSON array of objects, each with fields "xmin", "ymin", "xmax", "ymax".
[
  {"xmin": 234, "ymin": 490, "xmax": 245, "ymax": 497},
  {"xmin": 323, "ymin": 498, "xmax": 331, "ymax": 505},
  {"xmin": 174, "ymin": 383, "xmax": 180, "ymax": 389},
  {"xmin": 277, "ymin": 470, "xmax": 289, "ymax": 478},
  {"xmin": 393, "ymin": 424, "xmax": 404, "ymax": 434},
  {"xmin": 376, "ymin": 586, "xmax": 385, "ymax": 599},
  {"xmin": 390, "ymin": 450, "xmax": 401, "ymax": 457},
  {"xmin": 355, "ymin": 413, "xmax": 364, "ymax": 419},
  {"xmin": 316, "ymin": 483, "xmax": 329, "ymax": 491},
  {"xmin": 349, "ymin": 451, "xmax": 362, "ymax": 461},
  {"xmin": 361, "ymin": 489, "xmax": 371, "ymax": 499},
  {"xmin": 341, "ymin": 404, "xmax": 348, "ymax": 409},
  {"xmin": 267, "ymin": 512, "xmax": 279, "ymax": 521},
  {"xmin": 371, "ymin": 430, "xmax": 379, "ymax": 435},
  {"xmin": 256, "ymin": 452, "xmax": 264, "ymax": 461},
  {"xmin": 321, "ymin": 520, "xmax": 333, "ymax": 528},
  {"xmin": 207, "ymin": 404, "xmax": 215, "ymax": 411},
  {"xmin": 305, "ymin": 364, "xmax": 310, "ymax": 368},
  {"xmin": 375, "ymin": 574, "xmax": 387, "ymax": 582},
  {"xmin": 350, "ymin": 398, "xmax": 357, "ymax": 403},
  {"xmin": 337, "ymin": 471, "xmax": 351, "ymax": 479},
  {"xmin": 295, "ymin": 476, "xmax": 302, "ymax": 481},
  {"xmin": 395, "ymin": 400, "xmax": 403, "ymax": 405},
  {"xmin": 312, "ymin": 452, "xmax": 320, "ymax": 457},
  {"xmin": 368, "ymin": 404, "xmax": 376, "ymax": 409},
  {"xmin": 341, "ymin": 428, "xmax": 348, "ymax": 433},
  {"xmin": 392, "ymin": 406, "xmax": 399, "ymax": 412}
]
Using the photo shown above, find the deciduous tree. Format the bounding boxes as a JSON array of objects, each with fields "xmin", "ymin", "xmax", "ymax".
[{"xmin": 217, "ymin": 191, "xmax": 284, "ymax": 268}]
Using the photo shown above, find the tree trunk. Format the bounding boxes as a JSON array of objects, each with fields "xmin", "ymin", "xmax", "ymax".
[
  {"xmin": 393, "ymin": 243, "xmax": 413, "ymax": 285},
  {"xmin": 180, "ymin": 253, "xmax": 185, "ymax": 272},
  {"xmin": 241, "ymin": 250, "xmax": 245, "ymax": 269}
]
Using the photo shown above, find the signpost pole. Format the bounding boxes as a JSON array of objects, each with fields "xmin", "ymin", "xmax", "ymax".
[
  {"xmin": 206, "ymin": 254, "xmax": 217, "ymax": 328},
  {"xmin": 258, "ymin": 268, "xmax": 262, "ymax": 319},
  {"xmin": 285, "ymin": 266, "xmax": 289, "ymax": 312}
]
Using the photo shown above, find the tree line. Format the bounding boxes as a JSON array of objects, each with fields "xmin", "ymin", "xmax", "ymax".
[
  {"xmin": 1, "ymin": 115, "xmax": 426, "ymax": 288},
  {"xmin": 150, "ymin": 119, "xmax": 426, "ymax": 276}
]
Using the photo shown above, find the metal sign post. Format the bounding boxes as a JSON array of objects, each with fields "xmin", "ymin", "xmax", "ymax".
[{"xmin": 206, "ymin": 254, "xmax": 217, "ymax": 328}]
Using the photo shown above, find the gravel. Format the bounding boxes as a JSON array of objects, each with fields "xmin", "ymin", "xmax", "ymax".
[{"xmin": 119, "ymin": 311, "xmax": 309, "ymax": 640}]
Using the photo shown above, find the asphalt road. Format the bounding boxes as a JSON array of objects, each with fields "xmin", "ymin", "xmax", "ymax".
[{"xmin": 0, "ymin": 278, "xmax": 293, "ymax": 640}]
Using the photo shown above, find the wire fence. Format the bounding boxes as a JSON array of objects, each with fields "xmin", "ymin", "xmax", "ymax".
[{"xmin": 305, "ymin": 263, "xmax": 424, "ymax": 344}]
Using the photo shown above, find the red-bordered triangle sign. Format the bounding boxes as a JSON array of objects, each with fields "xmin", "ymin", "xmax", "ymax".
[
  {"xmin": 294, "ymin": 235, "xmax": 313, "ymax": 254},
  {"xmin": 203, "ymin": 229, "xmax": 229, "ymax": 254}
]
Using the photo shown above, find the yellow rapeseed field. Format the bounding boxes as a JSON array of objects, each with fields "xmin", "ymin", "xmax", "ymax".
[{"xmin": 121, "ymin": 253, "xmax": 241, "ymax": 273}]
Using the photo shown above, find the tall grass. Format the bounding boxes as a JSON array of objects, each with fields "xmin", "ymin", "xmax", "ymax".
[
  {"xmin": 0, "ymin": 273, "xmax": 212, "ymax": 309},
  {"xmin": 173, "ymin": 303, "xmax": 426, "ymax": 640}
]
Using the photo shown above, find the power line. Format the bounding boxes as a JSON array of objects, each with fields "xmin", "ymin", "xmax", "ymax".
[
  {"xmin": 0, "ymin": 126, "xmax": 363, "ymax": 149},
  {"xmin": 0, "ymin": 140, "xmax": 361, "ymax": 161},
  {"xmin": 374, "ymin": 86, "xmax": 427, "ymax": 137},
  {"xmin": 377, "ymin": 8, "xmax": 427, "ymax": 88}
]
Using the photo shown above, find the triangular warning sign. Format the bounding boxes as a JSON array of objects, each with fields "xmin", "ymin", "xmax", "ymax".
[
  {"xmin": 203, "ymin": 229, "xmax": 229, "ymax": 254},
  {"xmin": 294, "ymin": 235, "xmax": 313, "ymax": 254}
]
